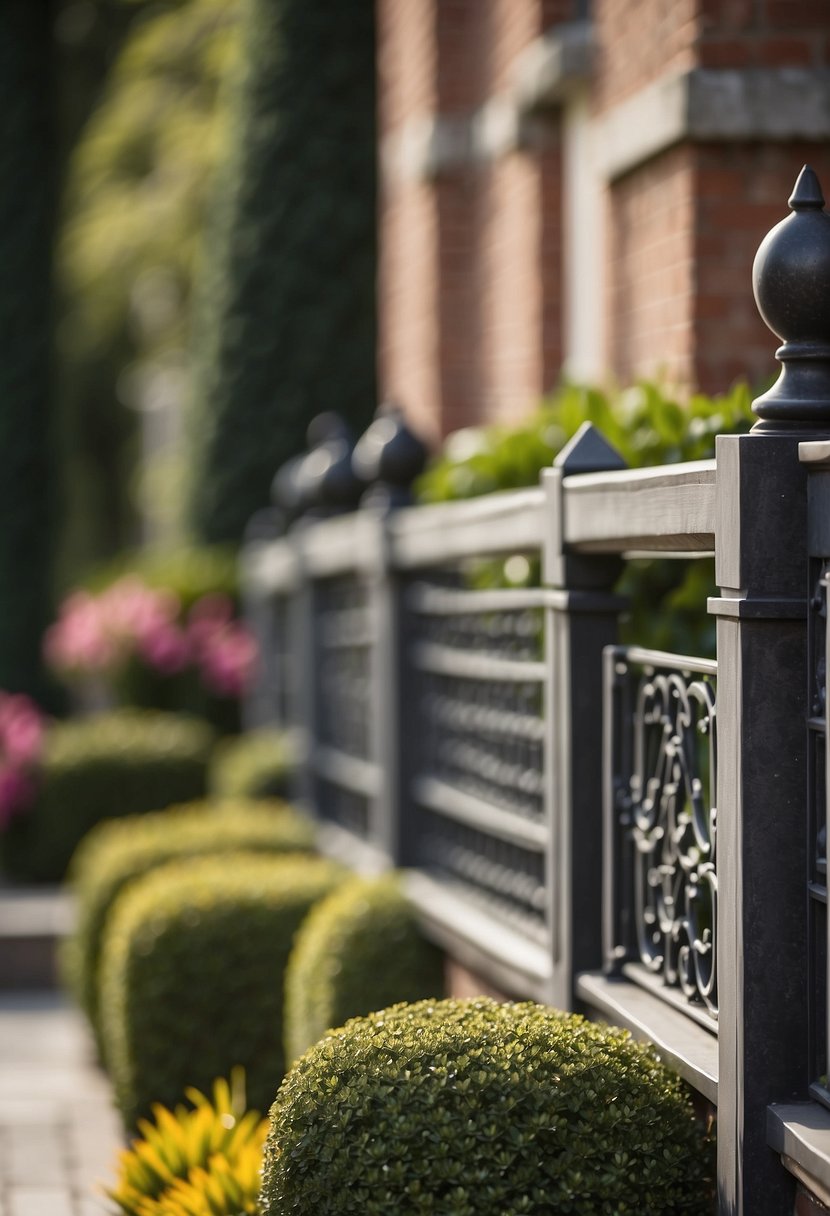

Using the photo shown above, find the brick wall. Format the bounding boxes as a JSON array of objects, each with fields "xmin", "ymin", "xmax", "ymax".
[
  {"xmin": 607, "ymin": 146, "xmax": 696, "ymax": 390},
  {"xmin": 378, "ymin": 0, "xmax": 830, "ymax": 438},
  {"xmin": 378, "ymin": 0, "xmax": 572, "ymax": 439},
  {"xmin": 597, "ymin": 0, "xmax": 830, "ymax": 393},
  {"xmin": 693, "ymin": 141, "xmax": 830, "ymax": 393}
]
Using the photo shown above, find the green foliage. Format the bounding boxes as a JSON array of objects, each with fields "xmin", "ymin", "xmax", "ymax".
[
  {"xmin": 416, "ymin": 381, "xmax": 754, "ymax": 658},
  {"xmin": 63, "ymin": 797, "xmax": 315, "ymax": 1043},
  {"xmin": 0, "ymin": 3, "xmax": 57, "ymax": 702},
  {"xmin": 187, "ymin": 0, "xmax": 377, "ymax": 543},
  {"xmin": 106, "ymin": 1072, "xmax": 267, "ymax": 1216},
  {"xmin": 262, "ymin": 996, "xmax": 715, "ymax": 1216},
  {"xmin": 209, "ymin": 729, "xmax": 296, "ymax": 800},
  {"xmin": 0, "ymin": 710, "xmax": 214, "ymax": 883},
  {"xmin": 56, "ymin": 0, "xmax": 240, "ymax": 578},
  {"xmin": 417, "ymin": 381, "xmax": 752, "ymax": 503},
  {"xmin": 84, "ymin": 546, "xmax": 239, "ymax": 612},
  {"xmin": 284, "ymin": 874, "xmax": 444, "ymax": 1065},
  {"xmin": 100, "ymin": 852, "xmax": 345, "ymax": 1127}
]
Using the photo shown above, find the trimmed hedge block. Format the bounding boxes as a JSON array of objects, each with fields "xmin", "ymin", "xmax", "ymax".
[
  {"xmin": 1, "ymin": 710, "xmax": 214, "ymax": 882},
  {"xmin": 63, "ymin": 797, "xmax": 316, "ymax": 1040},
  {"xmin": 284, "ymin": 874, "xmax": 443, "ymax": 1064},
  {"xmin": 262, "ymin": 997, "xmax": 715, "ymax": 1216},
  {"xmin": 100, "ymin": 852, "xmax": 345, "ymax": 1127},
  {"xmin": 209, "ymin": 729, "xmax": 294, "ymax": 800}
]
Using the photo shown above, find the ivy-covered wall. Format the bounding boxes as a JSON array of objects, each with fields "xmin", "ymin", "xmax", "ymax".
[
  {"xmin": 188, "ymin": 0, "xmax": 377, "ymax": 544},
  {"xmin": 0, "ymin": 1, "xmax": 57, "ymax": 699}
]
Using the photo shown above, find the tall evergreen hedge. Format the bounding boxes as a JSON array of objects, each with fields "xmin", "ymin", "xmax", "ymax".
[
  {"xmin": 0, "ymin": 1, "xmax": 56, "ymax": 700},
  {"xmin": 188, "ymin": 0, "xmax": 377, "ymax": 543}
]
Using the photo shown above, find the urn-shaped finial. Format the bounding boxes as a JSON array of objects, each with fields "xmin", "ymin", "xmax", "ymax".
[
  {"xmin": 352, "ymin": 402, "xmax": 429, "ymax": 508},
  {"xmin": 751, "ymin": 165, "xmax": 830, "ymax": 430}
]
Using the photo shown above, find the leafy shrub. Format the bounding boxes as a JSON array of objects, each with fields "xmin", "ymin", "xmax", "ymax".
[
  {"xmin": 0, "ymin": 710, "xmax": 214, "ymax": 883},
  {"xmin": 106, "ymin": 1071, "xmax": 267, "ymax": 1216},
  {"xmin": 63, "ymin": 797, "xmax": 316, "ymax": 1042},
  {"xmin": 417, "ymin": 380, "xmax": 752, "ymax": 503},
  {"xmin": 262, "ymin": 997, "xmax": 715, "ymax": 1216},
  {"xmin": 84, "ymin": 547, "xmax": 240, "ymax": 613},
  {"xmin": 284, "ymin": 874, "xmax": 444, "ymax": 1064},
  {"xmin": 100, "ymin": 852, "xmax": 345, "ymax": 1127},
  {"xmin": 209, "ymin": 729, "xmax": 295, "ymax": 800},
  {"xmin": 417, "ymin": 380, "xmax": 754, "ymax": 658}
]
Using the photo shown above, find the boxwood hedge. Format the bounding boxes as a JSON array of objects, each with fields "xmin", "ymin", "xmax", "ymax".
[
  {"xmin": 63, "ymin": 797, "xmax": 315, "ymax": 1042},
  {"xmin": 209, "ymin": 729, "xmax": 295, "ymax": 800},
  {"xmin": 100, "ymin": 852, "xmax": 344, "ymax": 1127},
  {"xmin": 0, "ymin": 710, "xmax": 214, "ymax": 882},
  {"xmin": 262, "ymin": 997, "xmax": 715, "ymax": 1216},
  {"xmin": 284, "ymin": 874, "xmax": 443, "ymax": 1064}
]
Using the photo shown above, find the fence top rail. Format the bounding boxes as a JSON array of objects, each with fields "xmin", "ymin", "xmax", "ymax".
[
  {"xmin": 241, "ymin": 456, "xmax": 718, "ymax": 590},
  {"xmin": 389, "ymin": 486, "xmax": 545, "ymax": 568},
  {"xmin": 240, "ymin": 537, "xmax": 300, "ymax": 595},
  {"xmin": 555, "ymin": 458, "xmax": 716, "ymax": 555},
  {"xmin": 296, "ymin": 510, "xmax": 384, "ymax": 577}
]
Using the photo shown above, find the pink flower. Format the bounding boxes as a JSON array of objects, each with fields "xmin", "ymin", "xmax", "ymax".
[
  {"xmin": 137, "ymin": 621, "xmax": 191, "ymax": 675},
  {"xmin": 0, "ymin": 695, "xmax": 44, "ymax": 766},
  {"xmin": 199, "ymin": 626, "xmax": 258, "ymax": 698},
  {"xmin": 44, "ymin": 593, "xmax": 115, "ymax": 675},
  {"xmin": 0, "ymin": 766, "xmax": 35, "ymax": 827}
]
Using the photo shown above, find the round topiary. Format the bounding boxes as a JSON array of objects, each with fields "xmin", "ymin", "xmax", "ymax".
[
  {"xmin": 209, "ymin": 729, "xmax": 295, "ymax": 800},
  {"xmin": 100, "ymin": 852, "xmax": 345, "ymax": 1128},
  {"xmin": 0, "ymin": 709, "xmax": 215, "ymax": 882},
  {"xmin": 261, "ymin": 997, "xmax": 715, "ymax": 1216},
  {"xmin": 283, "ymin": 874, "xmax": 444, "ymax": 1065},
  {"xmin": 62, "ymin": 797, "xmax": 316, "ymax": 1043}
]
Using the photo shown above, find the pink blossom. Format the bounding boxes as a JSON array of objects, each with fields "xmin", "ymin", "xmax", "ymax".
[
  {"xmin": 44, "ymin": 593, "xmax": 115, "ymax": 675},
  {"xmin": 199, "ymin": 626, "xmax": 258, "ymax": 698},
  {"xmin": 0, "ymin": 766, "xmax": 35, "ymax": 826},
  {"xmin": 189, "ymin": 593, "xmax": 234, "ymax": 628},
  {"xmin": 0, "ymin": 695, "xmax": 44, "ymax": 765},
  {"xmin": 138, "ymin": 621, "xmax": 191, "ymax": 675}
]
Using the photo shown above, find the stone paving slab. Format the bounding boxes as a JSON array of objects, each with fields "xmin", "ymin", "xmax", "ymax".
[{"xmin": 0, "ymin": 993, "xmax": 123, "ymax": 1216}]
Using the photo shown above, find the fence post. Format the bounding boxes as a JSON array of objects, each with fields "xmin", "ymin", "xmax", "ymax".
[
  {"xmin": 355, "ymin": 405, "xmax": 428, "ymax": 868},
  {"xmin": 541, "ymin": 422, "xmax": 626, "ymax": 1010},
  {"xmin": 710, "ymin": 166, "xmax": 830, "ymax": 1215}
]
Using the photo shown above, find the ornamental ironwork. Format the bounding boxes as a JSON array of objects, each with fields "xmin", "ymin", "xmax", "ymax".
[{"xmin": 606, "ymin": 647, "xmax": 718, "ymax": 1020}]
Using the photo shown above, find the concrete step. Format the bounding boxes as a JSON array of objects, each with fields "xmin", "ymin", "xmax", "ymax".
[{"xmin": 0, "ymin": 888, "xmax": 74, "ymax": 990}]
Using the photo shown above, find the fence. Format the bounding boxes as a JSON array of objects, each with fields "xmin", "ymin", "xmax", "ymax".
[{"xmin": 241, "ymin": 167, "xmax": 830, "ymax": 1215}]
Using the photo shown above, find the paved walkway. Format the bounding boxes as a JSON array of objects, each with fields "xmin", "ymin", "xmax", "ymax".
[{"xmin": 0, "ymin": 992, "xmax": 123, "ymax": 1216}]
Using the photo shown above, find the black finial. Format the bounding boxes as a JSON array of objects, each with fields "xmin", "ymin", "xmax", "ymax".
[
  {"xmin": 352, "ymin": 402, "xmax": 429, "ymax": 509},
  {"xmin": 751, "ymin": 165, "xmax": 830, "ymax": 431},
  {"xmin": 271, "ymin": 413, "xmax": 363, "ymax": 521},
  {"xmin": 789, "ymin": 164, "xmax": 825, "ymax": 211}
]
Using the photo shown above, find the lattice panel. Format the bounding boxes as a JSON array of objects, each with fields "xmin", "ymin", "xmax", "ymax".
[
  {"xmin": 317, "ymin": 777, "xmax": 371, "ymax": 840},
  {"xmin": 607, "ymin": 648, "xmax": 718, "ymax": 1020},
  {"xmin": 407, "ymin": 580, "xmax": 549, "ymax": 944},
  {"xmin": 418, "ymin": 808, "xmax": 548, "ymax": 943},
  {"xmin": 418, "ymin": 673, "xmax": 545, "ymax": 822},
  {"xmin": 315, "ymin": 575, "xmax": 373, "ymax": 759}
]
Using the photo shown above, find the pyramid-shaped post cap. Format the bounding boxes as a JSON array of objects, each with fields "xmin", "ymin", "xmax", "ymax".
[
  {"xmin": 553, "ymin": 421, "xmax": 627, "ymax": 475},
  {"xmin": 752, "ymin": 166, "xmax": 830, "ymax": 427}
]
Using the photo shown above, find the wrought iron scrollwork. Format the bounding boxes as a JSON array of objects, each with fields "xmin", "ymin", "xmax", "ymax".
[{"xmin": 610, "ymin": 650, "xmax": 717, "ymax": 1018}]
